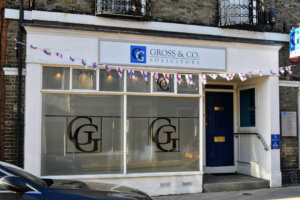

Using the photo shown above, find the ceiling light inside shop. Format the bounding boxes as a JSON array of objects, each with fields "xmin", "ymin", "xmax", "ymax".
[{"xmin": 55, "ymin": 73, "xmax": 62, "ymax": 80}]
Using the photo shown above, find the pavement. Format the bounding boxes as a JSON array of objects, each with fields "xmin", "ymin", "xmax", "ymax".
[{"xmin": 152, "ymin": 186, "xmax": 300, "ymax": 200}]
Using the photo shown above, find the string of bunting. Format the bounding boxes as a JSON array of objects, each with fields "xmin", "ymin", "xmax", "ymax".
[{"xmin": 21, "ymin": 41, "xmax": 295, "ymax": 85}]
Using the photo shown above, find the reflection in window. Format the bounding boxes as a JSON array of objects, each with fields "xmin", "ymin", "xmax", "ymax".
[
  {"xmin": 219, "ymin": 0, "xmax": 264, "ymax": 27},
  {"xmin": 72, "ymin": 69, "xmax": 96, "ymax": 90},
  {"xmin": 100, "ymin": 69, "xmax": 123, "ymax": 91},
  {"xmin": 153, "ymin": 73, "xmax": 174, "ymax": 93},
  {"xmin": 240, "ymin": 88, "xmax": 255, "ymax": 127},
  {"xmin": 127, "ymin": 96, "xmax": 199, "ymax": 173},
  {"xmin": 41, "ymin": 94, "xmax": 124, "ymax": 176},
  {"xmin": 177, "ymin": 75, "xmax": 199, "ymax": 94},
  {"xmin": 43, "ymin": 67, "xmax": 70, "ymax": 90},
  {"xmin": 127, "ymin": 71, "xmax": 150, "ymax": 93}
]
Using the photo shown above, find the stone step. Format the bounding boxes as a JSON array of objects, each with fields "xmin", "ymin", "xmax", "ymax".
[{"xmin": 203, "ymin": 174, "xmax": 270, "ymax": 193}]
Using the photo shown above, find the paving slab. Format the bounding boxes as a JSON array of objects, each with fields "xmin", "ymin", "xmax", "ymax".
[
  {"xmin": 203, "ymin": 173, "xmax": 269, "ymax": 192},
  {"xmin": 152, "ymin": 186, "xmax": 300, "ymax": 200}
]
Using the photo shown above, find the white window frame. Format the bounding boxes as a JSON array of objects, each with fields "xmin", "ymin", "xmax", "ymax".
[
  {"xmin": 237, "ymin": 84, "xmax": 258, "ymax": 133},
  {"xmin": 38, "ymin": 65, "xmax": 203, "ymax": 178}
]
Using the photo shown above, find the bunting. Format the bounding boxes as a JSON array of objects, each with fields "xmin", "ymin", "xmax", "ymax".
[
  {"xmin": 116, "ymin": 67, "xmax": 123, "ymax": 78},
  {"xmin": 163, "ymin": 73, "xmax": 170, "ymax": 84},
  {"xmin": 153, "ymin": 72, "xmax": 159, "ymax": 83},
  {"xmin": 128, "ymin": 69, "xmax": 135, "ymax": 80},
  {"xmin": 15, "ymin": 41, "xmax": 297, "ymax": 86},
  {"xmin": 43, "ymin": 49, "xmax": 51, "ymax": 56},
  {"xmin": 176, "ymin": 74, "xmax": 182, "ymax": 84},
  {"xmin": 141, "ymin": 71, "xmax": 148, "ymax": 82}
]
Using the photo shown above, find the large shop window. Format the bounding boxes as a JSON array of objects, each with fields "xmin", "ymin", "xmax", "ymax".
[
  {"xmin": 239, "ymin": 88, "xmax": 256, "ymax": 127},
  {"xmin": 127, "ymin": 96, "xmax": 199, "ymax": 173},
  {"xmin": 41, "ymin": 66, "xmax": 200, "ymax": 176},
  {"xmin": 42, "ymin": 94, "xmax": 124, "ymax": 176}
]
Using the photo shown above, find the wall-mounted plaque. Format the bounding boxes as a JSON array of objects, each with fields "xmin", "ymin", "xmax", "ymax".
[{"xmin": 281, "ymin": 111, "xmax": 297, "ymax": 137}]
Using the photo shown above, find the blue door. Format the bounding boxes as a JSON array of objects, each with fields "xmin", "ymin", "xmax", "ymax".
[{"xmin": 206, "ymin": 92, "xmax": 234, "ymax": 166}]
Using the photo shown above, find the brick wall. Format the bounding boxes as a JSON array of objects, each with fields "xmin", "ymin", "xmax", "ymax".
[
  {"xmin": 2, "ymin": 18, "xmax": 25, "ymax": 166},
  {"xmin": 3, "ymin": 75, "xmax": 24, "ymax": 166},
  {"xmin": 0, "ymin": 0, "xmax": 7, "ymax": 162}
]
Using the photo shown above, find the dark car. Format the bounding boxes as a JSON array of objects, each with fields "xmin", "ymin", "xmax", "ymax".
[{"xmin": 0, "ymin": 162, "xmax": 152, "ymax": 200}]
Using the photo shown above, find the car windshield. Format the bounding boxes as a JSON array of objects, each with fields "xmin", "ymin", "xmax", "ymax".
[{"xmin": 0, "ymin": 162, "xmax": 48, "ymax": 187}]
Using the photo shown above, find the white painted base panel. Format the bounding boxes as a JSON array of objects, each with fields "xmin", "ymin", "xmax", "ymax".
[
  {"xmin": 204, "ymin": 166, "xmax": 236, "ymax": 174},
  {"xmin": 81, "ymin": 175, "xmax": 203, "ymax": 196}
]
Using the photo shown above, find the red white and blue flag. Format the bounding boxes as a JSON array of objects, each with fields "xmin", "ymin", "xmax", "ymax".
[
  {"xmin": 185, "ymin": 74, "xmax": 193, "ymax": 85},
  {"xmin": 286, "ymin": 66, "xmax": 293, "ymax": 75},
  {"xmin": 30, "ymin": 44, "xmax": 38, "ymax": 50},
  {"xmin": 69, "ymin": 56, "xmax": 75, "ymax": 63},
  {"xmin": 209, "ymin": 74, "xmax": 217, "ymax": 80},
  {"xmin": 153, "ymin": 72, "xmax": 159, "ymax": 82},
  {"xmin": 219, "ymin": 74, "xmax": 228, "ymax": 80},
  {"xmin": 105, "ymin": 65, "xmax": 111, "ymax": 72},
  {"xmin": 200, "ymin": 74, "xmax": 207, "ymax": 84},
  {"xmin": 269, "ymin": 69, "xmax": 277, "ymax": 76},
  {"xmin": 163, "ymin": 73, "xmax": 170, "ymax": 84},
  {"xmin": 176, "ymin": 74, "xmax": 182, "ymax": 84},
  {"xmin": 81, "ymin": 59, "xmax": 87, "ymax": 68},
  {"xmin": 141, "ymin": 71, "xmax": 148, "ymax": 81},
  {"xmin": 128, "ymin": 69, "xmax": 135, "ymax": 80},
  {"xmin": 279, "ymin": 67, "xmax": 285, "ymax": 75},
  {"xmin": 116, "ymin": 67, "xmax": 123, "ymax": 78},
  {"xmin": 238, "ymin": 73, "xmax": 247, "ymax": 81},
  {"xmin": 43, "ymin": 49, "xmax": 51, "ymax": 56},
  {"xmin": 228, "ymin": 73, "xmax": 235, "ymax": 81},
  {"xmin": 258, "ymin": 70, "xmax": 263, "ymax": 76},
  {"xmin": 92, "ymin": 62, "xmax": 97, "ymax": 69},
  {"xmin": 56, "ymin": 52, "xmax": 63, "ymax": 58}
]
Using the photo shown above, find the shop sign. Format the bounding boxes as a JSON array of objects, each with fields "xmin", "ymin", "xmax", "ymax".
[
  {"xmin": 149, "ymin": 118, "xmax": 179, "ymax": 152},
  {"xmin": 66, "ymin": 117, "xmax": 102, "ymax": 153},
  {"xmin": 99, "ymin": 41, "xmax": 226, "ymax": 70},
  {"xmin": 271, "ymin": 134, "xmax": 280, "ymax": 150},
  {"xmin": 281, "ymin": 111, "xmax": 297, "ymax": 137},
  {"xmin": 290, "ymin": 27, "xmax": 300, "ymax": 58}
]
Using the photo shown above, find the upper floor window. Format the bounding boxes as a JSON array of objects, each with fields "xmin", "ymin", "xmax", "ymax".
[
  {"xmin": 96, "ymin": 0, "xmax": 151, "ymax": 19},
  {"xmin": 219, "ymin": 0, "xmax": 264, "ymax": 27}
]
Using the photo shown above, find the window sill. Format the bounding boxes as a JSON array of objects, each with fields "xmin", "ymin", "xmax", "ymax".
[{"xmin": 41, "ymin": 171, "xmax": 204, "ymax": 180}]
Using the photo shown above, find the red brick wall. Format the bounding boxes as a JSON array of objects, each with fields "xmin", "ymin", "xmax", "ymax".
[{"xmin": 0, "ymin": 0, "xmax": 7, "ymax": 161}]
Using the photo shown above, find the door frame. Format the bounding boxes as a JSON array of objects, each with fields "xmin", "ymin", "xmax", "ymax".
[{"xmin": 203, "ymin": 82, "xmax": 238, "ymax": 173}]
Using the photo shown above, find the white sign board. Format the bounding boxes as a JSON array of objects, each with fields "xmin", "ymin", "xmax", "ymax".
[
  {"xmin": 99, "ymin": 41, "xmax": 226, "ymax": 70},
  {"xmin": 281, "ymin": 111, "xmax": 297, "ymax": 137}
]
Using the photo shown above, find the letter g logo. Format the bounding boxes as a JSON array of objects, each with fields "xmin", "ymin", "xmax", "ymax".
[{"xmin": 131, "ymin": 45, "xmax": 146, "ymax": 64}]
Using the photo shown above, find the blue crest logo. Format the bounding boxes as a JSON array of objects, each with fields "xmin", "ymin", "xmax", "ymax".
[{"xmin": 131, "ymin": 45, "xmax": 146, "ymax": 64}]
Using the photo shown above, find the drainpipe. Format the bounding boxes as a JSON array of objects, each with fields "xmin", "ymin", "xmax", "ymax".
[
  {"xmin": 0, "ymin": 6, "xmax": 5, "ymax": 161},
  {"xmin": 16, "ymin": 0, "xmax": 24, "ymax": 167}
]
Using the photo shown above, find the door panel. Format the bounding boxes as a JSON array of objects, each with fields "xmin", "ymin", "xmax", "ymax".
[{"xmin": 206, "ymin": 92, "xmax": 234, "ymax": 167}]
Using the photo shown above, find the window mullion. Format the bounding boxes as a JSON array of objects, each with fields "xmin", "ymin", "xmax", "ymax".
[
  {"xmin": 123, "ymin": 94, "xmax": 127, "ymax": 175},
  {"xmin": 70, "ymin": 67, "xmax": 73, "ymax": 90}
]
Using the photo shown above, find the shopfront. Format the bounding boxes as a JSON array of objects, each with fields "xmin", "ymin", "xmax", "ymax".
[{"xmin": 24, "ymin": 26, "xmax": 282, "ymax": 195}]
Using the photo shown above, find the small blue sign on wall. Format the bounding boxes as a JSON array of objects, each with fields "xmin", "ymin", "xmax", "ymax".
[
  {"xmin": 290, "ymin": 27, "xmax": 300, "ymax": 58},
  {"xmin": 130, "ymin": 45, "xmax": 147, "ymax": 64},
  {"xmin": 271, "ymin": 134, "xmax": 280, "ymax": 149}
]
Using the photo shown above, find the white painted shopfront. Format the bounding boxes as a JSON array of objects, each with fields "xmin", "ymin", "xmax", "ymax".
[{"xmin": 20, "ymin": 21, "xmax": 285, "ymax": 195}]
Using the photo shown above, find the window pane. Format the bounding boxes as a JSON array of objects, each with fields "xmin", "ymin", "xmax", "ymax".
[
  {"xmin": 100, "ymin": 69, "xmax": 123, "ymax": 91},
  {"xmin": 43, "ymin": 67, "xmax": 69, "ymax": 90},
  {"xmin": 127, "ymin": 71, "xmax": 150, "ymax": 93},
  {"xmin": 153, "ymin": 73, "xmax": 174, "ymax": 93},
  {"xmin": 240, "ymin": 88, "xmax": 255, "ymax": 127},
  {"xmin": 41, "ymin": 94, "xmax": 124, "ymax": 175},
  {"xmin": 72, "ymin": 69, "xmax": 96, "ymax": 90},
  {"xmin": 177, "ymin": 75, "xmax": 199, "ymax": 94},
  {"xmin": 127, "ymin": 96, "xmax": 199, "ymax": 173}
]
